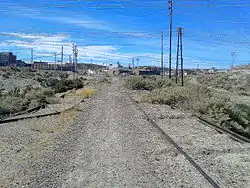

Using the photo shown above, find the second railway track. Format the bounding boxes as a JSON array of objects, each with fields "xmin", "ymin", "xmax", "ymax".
[
  {"xmin": 128, "ymin": 93, "xmax": 221, "ymax": 188},
  {"xmin": 0, "ymin": 99, "xmax": 84, "ymax": 124}
]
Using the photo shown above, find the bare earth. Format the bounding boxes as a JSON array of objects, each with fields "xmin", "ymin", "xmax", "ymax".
[{"xmin": 0, "ymin": 78, "xmax": 249, "ymax": 188}]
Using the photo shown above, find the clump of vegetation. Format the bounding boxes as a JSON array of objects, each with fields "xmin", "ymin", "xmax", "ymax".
[
  {"xmin": 0, "ymin": 87, "xmax": 55, "ymax": 118},
  {"xmin": 145, "ymin": 84, "xmax": 250, "ymax": 138},
  {"xmin": 124, "ymin": 76, "xmax": 173, "ymax": 91},
  {"xmin": 42, "ymin": 78, "xmax": 84, "ymax": 93},
  {"xmin": 77, "ymin": 88, "xmax": 96, "ymax": 99},
  {"xmin": 196, "ymin": 73, "xmax": 250, "ymax": 95}
]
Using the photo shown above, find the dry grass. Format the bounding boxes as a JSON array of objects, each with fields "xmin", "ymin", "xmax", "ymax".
[{"xmin": 76, "ymin": 88, "xmax": 96, "ymax": 99}]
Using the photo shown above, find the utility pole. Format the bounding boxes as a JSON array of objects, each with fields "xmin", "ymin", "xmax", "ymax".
[
  {"xmin": 61, "ymin": 46, "xmax": 64, "ymax": 72},
  {"xmin": 161, "ymin": 32, "xmax": 164, "ymax": 78},
  {"xmin": 69, "ymin": 55, "xmax": 71, "ymax": 63},
  {"xmin": 180, "ymin": 27, "xmax": 184, "ymax": 86},
  {"xmin": 136, "ymin": 58, "xmax": 139, "ymax": 67},
  {"xmin": 31, "ymin": 48, "xmax": 33, "ymax": 64},
  {"xmin": 231, "ymin": 52, "xmax": 236, "ymax": 70},
  {"xmin": 72, "ymin": 43, "xmax": 78, "ymax": 79},
  {"xmin": 54, "ymin": 52, "xmax": 57, "ymax": 71},
  {"xmin": 31, "ymin": 48, "xmax": 34, "ymax": 70},
  {"xmin": 132, "ymin": 57, "xmax": 135, "ymax": 69},
  {"xmin": 197, "ymin": 63, "xmax": 199, "ymax": 71},
  {"xmin": 175, "ymin": 27, "xmax": 184, "ymax": 86},
  {"xmin": 175, "ymin": 29, "xmax": 180, "ymax": 84},
  {"xmin": 168, "ymin": 0, "xmax": 173, "ymax": 79},
  {"xmin": 54, "ymin": 53, "xmax": 57, "ymax": 64}
]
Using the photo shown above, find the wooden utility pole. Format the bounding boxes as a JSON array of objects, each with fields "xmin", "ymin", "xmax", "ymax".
[
  {"xmin": 168, "ymin": 0, "xmax": 173, "ymax": 79},
  {"xmin": 161, "ymin": 32, "xmax": 164, "ymax": 78}
]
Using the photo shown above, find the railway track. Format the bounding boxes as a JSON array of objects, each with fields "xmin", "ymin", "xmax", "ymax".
[
  {"xmin": 128, "ymin": 94, "xmax": 221, "ymax": 188},
  {"xmin": 169, "ymin": 106, "xmax": 250, "ymax": 143},
  {"xmin": 197, "ymin": 116, "xmax": 250, "ymax": 143},
  {"xmin": 0, "ymin": 99, "xmax": 84, "ymax": 124}
]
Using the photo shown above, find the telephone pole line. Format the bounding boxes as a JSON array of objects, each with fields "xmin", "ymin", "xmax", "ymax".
[
  {"xmin": 161, "ymin": 32, "xmax": 164, "ymax": 78},
  {"xmin": 168, "ymin": 0, "xmax": 173, "ymax": 79}
]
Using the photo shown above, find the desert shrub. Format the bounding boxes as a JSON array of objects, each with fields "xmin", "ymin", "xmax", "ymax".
[
  {"xmin": 2, "ymin": 73, "xmax": 10, "ymax": 79},
  {"xmin": 0, "ymin": 87, "xmax": 55, "ymax": 117},
  {"xmin": 43, "ymin": 88, "xmax": 55, "ymax": 97},
  {"xmin": 147, "ymin": 87, "xmax": 188, "ymax": 105},
  {"xmin": 0, "ymin": 96, "xmax": 29, "ymax": 115},
  {"xmin": 196, "ymin": 73, "xmax": 250, "ymax": 96},
  {"xmin": 28, "ymin": 100, "xmax": 41, "ymax": 109},
  {"xmin": 225, "ymin": 104, "xmax": 250, "ymax": 137},
  {"xmin": 8, "ymin": 88, "xmax": 21, "ymax": 97},
  {"xmin": 10, "ymin": 67, "xmax": 21, "ymax": 72},
  {"xmin": 42, "ymin": 78, "xmax": 84, "ymax": 93},
  {"xmin": 124, "ymin": 76, "xmax": 173, "ymax": 91},
  {"xmin": 59, "ymin": 72, "xmax": 69, "ymax": 79},
  {"xmin": 144, "ymin": 84, "xmax": 250, "ymax": 137}
]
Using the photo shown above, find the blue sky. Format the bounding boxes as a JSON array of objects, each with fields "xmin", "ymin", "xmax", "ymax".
[{"xmin": 0, "ymin": 0, "xmax": 250, "ymax": 69}]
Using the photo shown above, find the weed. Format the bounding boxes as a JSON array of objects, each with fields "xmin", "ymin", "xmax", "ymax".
[{"xmin": 77, "ymin": 88, "xmax": 96, "ymax": 99}]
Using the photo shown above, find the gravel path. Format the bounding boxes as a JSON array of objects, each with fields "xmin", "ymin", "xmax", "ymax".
[
  {"xmin": 2, "ymin": 77, "xmax": 245, "ymax": 187},
  {"xmin": 60, "ymin": 78, "xmax": 211, "ymax": 188}
]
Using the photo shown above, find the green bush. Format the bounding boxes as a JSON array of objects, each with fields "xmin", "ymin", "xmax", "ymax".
[
  {"xmin": 124, "ymin": 76, "xmax": 173, "ymax": 91},
  {"xmin": 0, "ymin": 87, "xmax": 55, "ymax": 117},
  {"xmin": 42, "ymin": 78, "xmax": 84, "ymax": 93},
  {"xmin": 0, "ymin": 96, "xmax": 29, "ymax": 115},
  {"xmin": 147, "ymin": 87, "xmax": 188, "ymax": 105},
  {"xmin": 59, "ymin": 72, "xmax": 69, "ymax": 79}
]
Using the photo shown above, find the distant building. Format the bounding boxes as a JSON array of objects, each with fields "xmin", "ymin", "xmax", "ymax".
[
  {"xmin": 16, "ymin": 60, "xmax": 27, "ymax": 67},
  {"xmin": 0, "ymin": 52, "xmax": 17, "ymax": 66},
  {"xmin": 33, "ymin": 61, "xmax": 49, "ymax": 70},
  {"xmin": 33, "ymin": 61, "xmax": 75, "ymax": 72},
  {"xmin": 134, "ymin": 66, "xmax": 161, "ymax": 75}
]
